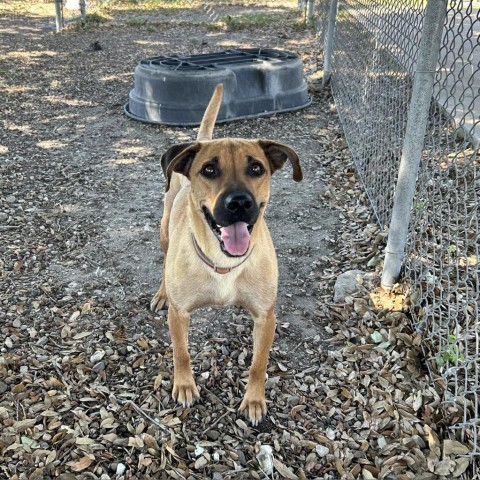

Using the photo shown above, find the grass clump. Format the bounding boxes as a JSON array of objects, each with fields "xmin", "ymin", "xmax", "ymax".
[{"xmin": 216, "ymin": 10, "xmax": 303, "ymax": 31}]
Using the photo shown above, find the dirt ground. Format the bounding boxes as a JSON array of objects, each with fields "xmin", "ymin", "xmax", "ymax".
[{"xmin": 0, "ymin": 3, "xmax": 473, "ymax": 480}]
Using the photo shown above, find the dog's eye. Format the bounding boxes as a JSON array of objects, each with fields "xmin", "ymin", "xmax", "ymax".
[
  {"xmin": 248, "ymin": 162, "xmax": 265, "ymax": 177},
  {"xmin": 201, "ymin": 163, "xmax": 219, "ymax": 178}
]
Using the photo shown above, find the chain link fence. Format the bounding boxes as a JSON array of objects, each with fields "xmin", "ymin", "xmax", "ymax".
[{"xmin": 318, "ymin": 0, "xmax": 480, "ymax": 457}]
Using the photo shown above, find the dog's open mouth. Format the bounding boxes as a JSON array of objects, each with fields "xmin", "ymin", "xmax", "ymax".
[{"xmin": 202, "ymin": 207, "xmax": 253, "ymax": 257}]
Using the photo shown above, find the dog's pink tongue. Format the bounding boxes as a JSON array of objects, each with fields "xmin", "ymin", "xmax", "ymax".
[{"xmin": 220, "ymin": 222, "xmax": 250, "ymax": 256}]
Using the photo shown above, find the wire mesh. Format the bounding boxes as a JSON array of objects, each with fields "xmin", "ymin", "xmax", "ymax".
[
  {"xmin": 319, "ymin": 0, "xmax": 480, "ymax": 457},
  {"xmin": 327, "ymin": 0, "xmax": 425, "ymax": 226},
  {"xmin": 316, "ymin": 0, "xmax": 331, "ymax": 44},
  {"xmin": 408, "ymin": 0, "xmax": 480, "ymax": 455}
]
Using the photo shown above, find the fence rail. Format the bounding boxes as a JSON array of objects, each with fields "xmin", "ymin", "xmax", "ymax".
[{"xmin": 319, "ymin": 0, "xmax": 480, "ymax": 458}]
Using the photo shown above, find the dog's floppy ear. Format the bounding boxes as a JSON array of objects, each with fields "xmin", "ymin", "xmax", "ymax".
[
  {"xmin": 161, "ymin": 142, "xmax": 201, "ymax": 191},
  {"xmin": 258, "ymin": 140, "xmax": 303, "ymax": 182}
]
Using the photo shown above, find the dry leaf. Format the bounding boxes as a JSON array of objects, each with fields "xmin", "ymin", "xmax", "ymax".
[
  {"xmin": 81, "ymin": 303, "xmax": 91, "ymax": 313},
  {"xmin": 72, "ymin": 331, "xmax": 93, "ymax": 340},
  {"xmin": 12, "ymin": 383, "xmax": 26, "ymax": 393},
  {"xmin": 194, "ymin": 456, "xmax": 208, "ymax": 470},
  {"xmin": 273, "ymin": 458, "xmax": 299, "ymax": 479},
  {"xmin": 362, "ymin": 468, "xmax": 375, "ymax": 480},
  {"xmin": 66, "ymin": 455, "xmax": 93, "ymax": 472},
  {"xmin": 153, "ymin": 373, "xmax": 163, "ymax": 391},
  {"xmin": 452, "ymin": 458, "xmax": 470, "ymax": 477},
  {"xmin": 443, "ymin": 439, "xmax": 470, "ymax": 456},
  {"xmin": 433, "ymin": 459, "xmax": 455, "ymax": 475},
  {"xmin": 14, "ymin": 260, "xmax": 24, "ymax": 271},
  {"xmin": 46, "ymin": 450, "xmax": 57, "ymax": 465},
  {"xmin": 75, "ymin": 437, "xmax": 95, "ymax": 445},
  {"xmin": 425, "ymin": 425, "xmax": 441, "ymax": 460},
  {"xmin": 13, "ymin": 419, "xmax": 36, "ymax": 432}
]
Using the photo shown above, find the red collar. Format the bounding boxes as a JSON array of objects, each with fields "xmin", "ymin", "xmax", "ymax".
[{"xmin": 191, "ymin": 233, "xmax": 254, "ymax": 274}]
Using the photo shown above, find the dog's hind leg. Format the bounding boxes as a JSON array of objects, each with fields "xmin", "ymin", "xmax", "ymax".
[
  {"xmin": 150, "ymin": 280, "xmax": 168, "ymax": 311},
  {"xmin": 239, "ymin": 307, "xmax": 276, "ymax": 426},
  {"xmin": 150, "ymin": 214, "xmax": 169, "ymax": 311},
  {"xmin": 151, "ymin": 174, "xmax": 183, "ymax": 312}
]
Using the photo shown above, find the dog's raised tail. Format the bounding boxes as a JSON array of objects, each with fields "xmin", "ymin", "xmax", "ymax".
[{"xmin": 197, "ymin": 84, "xmax": 223, "ymax": 141}]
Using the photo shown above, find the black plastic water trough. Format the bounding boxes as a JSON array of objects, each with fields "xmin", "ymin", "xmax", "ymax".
[{"xmin": 125, "ymin": 48, "xmax": 311, "ymax": 126}]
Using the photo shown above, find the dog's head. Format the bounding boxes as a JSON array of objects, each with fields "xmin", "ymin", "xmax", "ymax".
[{"xmin": 161, "ymin": 138, "xmax": 302, "ymax": 257}]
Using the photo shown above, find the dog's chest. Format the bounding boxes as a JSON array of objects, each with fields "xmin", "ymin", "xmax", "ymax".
[{"xmin": 207, "ymin": 271, "xmax": 242, "ymax": 306}]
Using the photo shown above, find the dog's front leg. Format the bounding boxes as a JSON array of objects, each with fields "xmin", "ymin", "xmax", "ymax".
[
  {"xmin": 168, "ymin": 304, "xmax": 199, "ymax": 407},
  {"xmin": 239, "ymin": 307, "xmax": 276, "ymax": 426}
]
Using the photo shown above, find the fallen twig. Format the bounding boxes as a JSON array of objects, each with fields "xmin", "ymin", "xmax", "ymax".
[{"xmin": 115, "ymin": 397, "xmax": 170, "ymax": 433}]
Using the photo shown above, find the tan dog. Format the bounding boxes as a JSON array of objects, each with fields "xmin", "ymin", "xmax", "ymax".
[{"xmin": 151, "ymin": 84, "xmax": 302, "ymax": 425}]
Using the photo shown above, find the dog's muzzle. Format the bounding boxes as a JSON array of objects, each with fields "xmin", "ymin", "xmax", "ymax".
[{"xmin": 203, "ymin": 189, "xmax": 259, "ymax": 257}]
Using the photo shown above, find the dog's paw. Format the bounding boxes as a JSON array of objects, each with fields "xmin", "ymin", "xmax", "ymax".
[
  {"xmin": 239, "ymin": 393, "xmax": 267, "ymax": 427},
  {"xmin": 150, "ymin": 290, "xmax": 168, "ymax": 312},
  {"xmin": 172, "ymin": 378, "xmax": 200, "ymax": 407}
]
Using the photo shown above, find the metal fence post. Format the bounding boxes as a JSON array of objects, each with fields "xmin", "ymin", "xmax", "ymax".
[
  {"xmin": 381, "ymin": 0, "xmax": 447, "ymax": 288},
  {"xmin": 79, "ymin": 0, "xmax": 87, "ymax": 21},
  {"xmin": 322, "ymin": 0, "xmax": 337, "ymax": 86},
  {"xmin": 55, "ymin": 0, "xmax": 63, "ymax": 33},
  {"xmin": 307, "ymin": 0, "xmax": 315, "ymax": 27}
]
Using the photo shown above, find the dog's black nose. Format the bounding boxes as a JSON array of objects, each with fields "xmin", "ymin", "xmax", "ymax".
[
  {"xmin": 214, "ymin": 189, "xmax": 259, "ymax": 226},
  {"xmin": 225, "ymin": 192, "xmax": 254, "ymax": 213}
]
